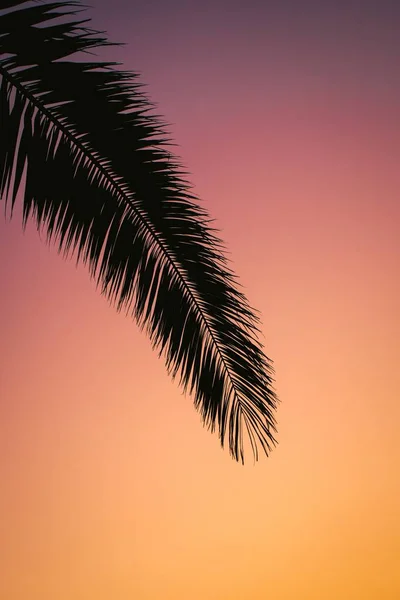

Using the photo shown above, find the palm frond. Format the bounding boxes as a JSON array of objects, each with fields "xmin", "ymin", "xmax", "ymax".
[{"xmin": 0, "ymin": 0, "xmax": 278, "ymax": 462}]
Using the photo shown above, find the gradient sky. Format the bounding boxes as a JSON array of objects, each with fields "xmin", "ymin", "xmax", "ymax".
[{"xmin": 1, "ymin": 1, "xmax": 399, "ymax": 598}]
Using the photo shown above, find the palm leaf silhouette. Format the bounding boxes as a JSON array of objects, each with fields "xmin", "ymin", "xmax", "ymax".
[{"xmin": 0, "ymin": 0, "xmax": 278, "ymax": 462}]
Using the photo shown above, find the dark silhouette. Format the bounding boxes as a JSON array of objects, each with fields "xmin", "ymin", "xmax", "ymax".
[{"xmin": 0, "ymin": 0, "xmax": 278, "ymax": 462}]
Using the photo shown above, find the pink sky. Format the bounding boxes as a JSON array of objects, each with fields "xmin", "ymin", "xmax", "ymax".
[{"xmin": 1, "ymin": 1, "xmax": 399, "ymax": 598}]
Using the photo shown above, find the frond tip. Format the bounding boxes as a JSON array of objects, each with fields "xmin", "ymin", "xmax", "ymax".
[{"xmin": 0, "ymin": 0, "xmax": 279, "ymax": 462}]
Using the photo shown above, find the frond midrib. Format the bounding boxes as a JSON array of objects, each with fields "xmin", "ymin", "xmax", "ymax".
[{"xmin": 0, "ymin": 61, "xmax": 255, "ymax": 434}]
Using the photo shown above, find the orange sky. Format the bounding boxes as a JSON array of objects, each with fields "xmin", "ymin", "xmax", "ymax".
[{"xmin": 1, "ymin": 1, "xmax": 399, "ymax": 598}]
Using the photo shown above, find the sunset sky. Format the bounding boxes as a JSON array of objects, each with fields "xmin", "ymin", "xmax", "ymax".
[{"xmin": 1, "ymin": 1, "xmax": 399, "ymax": 598}]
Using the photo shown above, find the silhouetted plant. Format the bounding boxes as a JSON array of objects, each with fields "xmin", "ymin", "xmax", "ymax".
[{"xmin": 0, "ymin": 0, "xmax": 278, "ymax": 462}]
